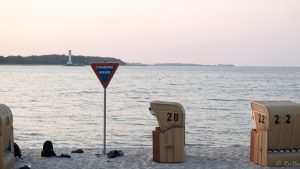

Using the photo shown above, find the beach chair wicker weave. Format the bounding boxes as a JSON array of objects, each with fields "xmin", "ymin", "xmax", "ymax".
[
  {"xmin": 150, "ymin": 101, "xmax": 185, "ymax": 163},
  {"xmin": 0, "ymin": 104, "xmax": 14, "ymax": 169},
  {"xmin": 250, "ymin": 101, "xmax": 300, "ymax": 167}
]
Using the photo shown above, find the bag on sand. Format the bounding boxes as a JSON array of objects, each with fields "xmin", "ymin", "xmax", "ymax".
[
  {"xmin": 14, "ymin": 142, "xmax": 22, "ymax": 158},
  {"xmin": 41, "ymin": 141, "xmax": 56, "ymax": 157}
]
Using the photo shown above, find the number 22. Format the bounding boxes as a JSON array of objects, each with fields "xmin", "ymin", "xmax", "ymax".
[{"xmin": 274, "ymin": 114, "xmax": 291, "ymax": 124}]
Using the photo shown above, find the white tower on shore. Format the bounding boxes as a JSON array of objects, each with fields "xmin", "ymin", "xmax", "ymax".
[{"xmin": 67, "ymin": 50, "xmax": 72, "ymax": 65}]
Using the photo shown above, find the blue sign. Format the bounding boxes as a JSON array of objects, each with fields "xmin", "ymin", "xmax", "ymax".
[
  {"xmin": 96, "ymin": 65, "xmax": 114, "ymax": 84},
  {"xmin": 91, "ymin": 63, "xmax": 119, "ymax": 88}
]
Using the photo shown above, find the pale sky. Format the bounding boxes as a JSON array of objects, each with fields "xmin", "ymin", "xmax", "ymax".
[{"xmin": 0, "ymin": 0, "xmax": 299, "ymax": 66}]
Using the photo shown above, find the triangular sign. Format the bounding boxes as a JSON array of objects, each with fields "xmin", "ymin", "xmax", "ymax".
[{"xmin": 90, "ymin": 62, "xmax": 119, "ymax": 88}]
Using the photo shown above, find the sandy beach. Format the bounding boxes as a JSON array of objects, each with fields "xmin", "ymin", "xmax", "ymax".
[{"xmin": 13, "ymin": 145, "xmax": 299, "ymax": 169}]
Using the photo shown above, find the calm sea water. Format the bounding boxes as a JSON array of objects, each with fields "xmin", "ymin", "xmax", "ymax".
[{"xmin": 1, "ymin": 65, "xmax": 300, "ymax": 149}]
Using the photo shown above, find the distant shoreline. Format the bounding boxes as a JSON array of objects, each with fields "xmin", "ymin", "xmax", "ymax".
[
  {"xmin": 150, "ymin": 63, "xmax": 235, "ymax": 67},
  {"xmin": 0, "ymin": 63, "xmax": 236, "ymax": 67},
  {"xmin": 109, "ymin": 62, "xmax": 235, "ymax": 67},
  {"xmin": 0, "ymin": 54, "xmax": 234, "ymax": 67},
  {"xmin": 2, "ymin": 55, "xmax": 297, "ymax": 67},
  {"xmin": 0, "ymin": 55, "xmax": 127, "ymax": 66},
  {"xmin": 1, "ymin": 63, "xmax": 300, "ymax": 67},
  {"xmin": 0, "ymin": 55, "xmax": 237, "ymax": 67}
]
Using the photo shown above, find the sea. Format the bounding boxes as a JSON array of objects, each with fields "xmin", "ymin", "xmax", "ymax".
[{"xmin": 0, "ymin": 65, "xmax": 300, "ymax": 149}]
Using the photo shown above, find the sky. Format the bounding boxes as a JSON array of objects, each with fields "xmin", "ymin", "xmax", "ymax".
[{"xmin": 0, "ymin": 0, "xmax": 299, "ymax": 66}]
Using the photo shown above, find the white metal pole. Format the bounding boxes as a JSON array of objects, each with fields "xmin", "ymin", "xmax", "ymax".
[{"xmin": 103, "ymin": 88, "xmax": 106, "ymax": 155}]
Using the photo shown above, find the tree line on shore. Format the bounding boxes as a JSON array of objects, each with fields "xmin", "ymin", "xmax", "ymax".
[{"xmin": 0, "ymin": 55, "xmax": 126, "ymax": 65}]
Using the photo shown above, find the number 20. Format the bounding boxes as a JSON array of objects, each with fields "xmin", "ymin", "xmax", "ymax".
[{"xmin": 167, "ymin": 113, "xmax": 179, "ymax": 121}]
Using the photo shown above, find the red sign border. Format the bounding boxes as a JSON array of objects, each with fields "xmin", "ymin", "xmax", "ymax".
[{"xmin": 90, "ymin": 62, "xmax": 119, "ymax": 88}]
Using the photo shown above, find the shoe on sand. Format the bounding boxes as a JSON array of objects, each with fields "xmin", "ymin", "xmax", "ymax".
[
  {"xmin": 71, "ymin": 149, "xmax": 84, "ymax": 153},
  {"xmin": 107, "ymin": 150, "xmax": 124, "ymax": 158},
  {"xmin": 58, "ymin": 153, "xmax": 71, "ymax": 158},
  {"xmin": 19, "ymin": 165, "xmax": 30, "ymax": 169}
]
